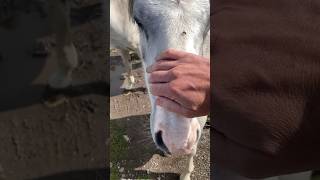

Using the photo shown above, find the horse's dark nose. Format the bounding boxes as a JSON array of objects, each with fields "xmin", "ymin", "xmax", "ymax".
[{"xmin": 155, "ymin": 131, "xmax": 171, "ymax": 154}]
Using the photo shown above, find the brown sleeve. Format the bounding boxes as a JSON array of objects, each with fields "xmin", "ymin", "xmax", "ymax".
[{"xmin": 212, "ymin": 0, "xmax": 320, "ymax": 178}]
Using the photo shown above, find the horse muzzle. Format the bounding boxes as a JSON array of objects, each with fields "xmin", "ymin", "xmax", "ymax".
[{"xmin": 154, "ymin": 118, "xmax": 201, "ymax": 156}]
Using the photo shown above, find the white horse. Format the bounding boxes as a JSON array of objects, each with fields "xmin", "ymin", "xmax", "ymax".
[
  {"xmin": 0, "ymin": 0, "xmax": 81, "ymax": 89},
  {"xmin": 111, "ymin": 0, "xmax": 210, "ymax": 179},
  {"xmin": 46, "ymin": 0, "xmax": 79, "ymax": 89},
  {"xmin": 110, "ymin": 0, "xmax": 139, "ymax": 90}
]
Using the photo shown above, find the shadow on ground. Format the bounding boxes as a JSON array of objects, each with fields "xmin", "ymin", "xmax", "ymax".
[
  {"xmin": 111, "ymin": 115, "xmax": 180, "ymax": 180},
  {"xmin": 31, "ymin": 168, "xmax": 108, "ymax": 180},
  {"xmin": 0, "ymin": 82, "xmax": 108, "ymax": 112}
]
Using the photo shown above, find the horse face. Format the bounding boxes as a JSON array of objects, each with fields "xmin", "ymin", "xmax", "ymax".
[{"xmin": 132, "ymin": 0, "xmax": 210, "ymax": 155}]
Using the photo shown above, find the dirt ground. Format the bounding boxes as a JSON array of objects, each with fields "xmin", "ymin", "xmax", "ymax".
[
  {"xmin": 0, "ymin": 1, "xmax": 107, "ymax": 180},
  {"xmin": 110, "ymin": 50, "xmax": 210, "ymax": 180}
]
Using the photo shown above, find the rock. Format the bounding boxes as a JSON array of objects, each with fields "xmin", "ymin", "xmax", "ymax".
[{"xmin": 123, "ymin": 135, "xmax": 130, "ymax": 143}]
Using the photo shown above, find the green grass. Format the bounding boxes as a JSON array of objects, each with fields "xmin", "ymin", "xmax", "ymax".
[
  {"xmin": 110, "ymin": 165, "xmax": 120, "ymax": 180},
  {"xmin": 110, "ymin": 121, "xmax": 129, "ymax": 179},
  {"xmin": 135, "ymin": 174, "xmax": 152, "ymax": 180}
]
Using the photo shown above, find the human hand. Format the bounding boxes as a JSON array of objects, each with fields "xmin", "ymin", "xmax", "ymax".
[{"xmin": 146, "ymin": 49, "xmax": 210, "ymax": 118}]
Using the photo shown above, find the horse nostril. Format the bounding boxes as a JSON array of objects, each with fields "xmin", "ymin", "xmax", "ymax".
[{"xmin": 155, "ymin": 131, "xmax": 170, "ymax": 154}]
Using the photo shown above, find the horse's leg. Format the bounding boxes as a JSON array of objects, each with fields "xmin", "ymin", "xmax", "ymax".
[
  {"xmin": 180, "ymin": 152, "xmax": 195, "ymax": 180},
  {"xmin": 48, "ymin": 0, "xmax": 78, "ymax": 89},
  {"xmin": 119, "ymin": 49, "xmax": 135, "ymax": 89}
]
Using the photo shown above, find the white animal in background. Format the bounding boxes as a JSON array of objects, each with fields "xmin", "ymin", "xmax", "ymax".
[
  {"xmin": 110, "ymin": 0, "xmax": 140, "ymax": 90},
  {"xmin": 47, "ymin": 0, "xmax": 79, "ymax": 89}
]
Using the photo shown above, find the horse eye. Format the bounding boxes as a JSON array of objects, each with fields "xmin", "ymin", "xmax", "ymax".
[
  {"xmin": 133, "ymin": 16, "xmax": 144, "ymax": 29},
  {"xmin": 133, "ymin": 16, "xmax": 148, "ymax": 40}
]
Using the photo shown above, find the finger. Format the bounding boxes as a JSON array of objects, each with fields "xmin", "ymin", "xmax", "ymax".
[
  {"xmin": 156, "ymin": 48, "xmax": 190, "ymax": 61},
  {"xmin": 146, "ymin": 60, "xmax": 178, "ymax": 73},
  {"xmin": 149, "ymin": 83, "xmax": 173, "ymax": 98},
  {"xmin": 156, "ymin": 96, "xmax": 195, "ymax": 118},
  {"xmin": 148, "ymin": 70, "xmax": 173, "ymax": 83},
  {"xmin": 150, "ymin": 82, "xmax": 193, "ymax": 107}
]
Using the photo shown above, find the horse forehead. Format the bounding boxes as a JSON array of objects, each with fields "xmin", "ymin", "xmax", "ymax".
[{"xmin": 133, "ymin": 0, "xmax": 209, "ymax": 34}]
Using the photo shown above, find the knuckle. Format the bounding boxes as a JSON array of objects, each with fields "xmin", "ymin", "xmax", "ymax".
[
  {"xmin": 168, "ymin": 81, "xmax": 179, "ymax": 95},
  {"xmin": 170, "ymin": 68, "xmax": 181, "ymax": 78},
  {"xmin": 165, "ymin": 48, "xmax": 175, "ymax": 56},
  {"xmin": 191, "ymin": 105, "xmax": 198, "ymax": 111}
]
